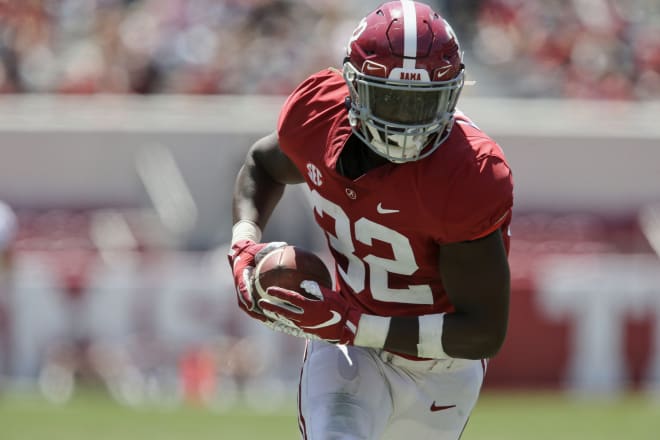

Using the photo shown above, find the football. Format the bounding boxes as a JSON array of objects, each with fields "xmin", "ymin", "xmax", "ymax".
[{"xmin": 253, "ymin": 245, "xmax": 332, "ymax": 301}]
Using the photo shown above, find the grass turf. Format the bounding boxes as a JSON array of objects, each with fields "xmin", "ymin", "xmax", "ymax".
[
  {"xmin": 466, "ymin": 392, "xmax": 660, "ymax": 440},
  {"xmin": 1, "ymin": 390, "xmax": 658, "ymax": 439}
]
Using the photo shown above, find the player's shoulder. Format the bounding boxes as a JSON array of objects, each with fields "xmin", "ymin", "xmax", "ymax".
[
  {"xmin": 451, "ymin": 110, "xmax": 507, "ymax": 163},
  {"xmin": 432, "ymin": 111, "xmax": 510, "ymax": 183},
  {"xmin": 289, "ymin": 67, "xmax": 346, "ymax": 97},
  {"xmin": 277, "ymin": 68, "xmax": 346, "ymax": 136},
  {"xmin": 418, "ymin": 111, "xmax": 513, "ymax": 242}
]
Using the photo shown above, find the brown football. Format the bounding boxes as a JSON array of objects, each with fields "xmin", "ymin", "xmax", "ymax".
[{"xmin": 253, "ymin": 245, "xmax": 332, "ymax": 300}]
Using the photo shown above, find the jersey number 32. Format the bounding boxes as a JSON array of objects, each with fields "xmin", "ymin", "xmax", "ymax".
[{"xmin": 310, "ymin": 190, "xmax": 433, "ymax": 305}]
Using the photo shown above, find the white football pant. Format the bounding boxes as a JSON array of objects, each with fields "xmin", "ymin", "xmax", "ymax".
[{"xmin": 298, "ymin": 340, "xmax": 485, "ymax": 440}]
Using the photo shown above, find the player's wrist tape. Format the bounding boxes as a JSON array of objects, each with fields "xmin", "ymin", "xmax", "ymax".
[
  {"xmin": 417, "ymin": 313, "xmax": 450, "ymax": 359},
  {"xmin": 353, "ymin": 314, "xmax": 391, "ymax": 348},
  {"xmin": 231, "ymin": 220, "xmax": 262, "ymax": 246}
]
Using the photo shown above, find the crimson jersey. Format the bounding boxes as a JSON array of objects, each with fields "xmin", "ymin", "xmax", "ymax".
[{"xmin": 277, "ymin": 69, "xmax": 513, "ymax": 318}]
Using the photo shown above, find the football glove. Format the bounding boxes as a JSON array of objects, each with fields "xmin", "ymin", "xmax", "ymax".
[
  {"xmin": 227, "ymin": 239, "xmax": 287, "ymax": 322},
  {"xmin": 258, "ymin": 281, "xmax": 361, "ymax": 344}
]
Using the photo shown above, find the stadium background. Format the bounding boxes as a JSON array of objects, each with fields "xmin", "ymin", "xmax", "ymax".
[{"xmin": 0, "ymin": 0, "xmax": 659, "ymax": 438}]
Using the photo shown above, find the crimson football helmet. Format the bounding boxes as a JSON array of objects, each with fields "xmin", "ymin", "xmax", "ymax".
[{"xmin": 343, "ymin": 0, "xmax": 464, "ymax": 163}]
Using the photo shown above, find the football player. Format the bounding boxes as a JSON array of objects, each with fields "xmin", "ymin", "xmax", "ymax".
[{"xmin": 228, "ymin": 1, "xmax": 513, "ymax": 439}]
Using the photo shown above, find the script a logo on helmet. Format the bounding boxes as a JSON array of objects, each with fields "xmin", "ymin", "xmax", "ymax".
[{"xmin": 346, "ymin": 17, "xmax": 367, "ymax": 56}]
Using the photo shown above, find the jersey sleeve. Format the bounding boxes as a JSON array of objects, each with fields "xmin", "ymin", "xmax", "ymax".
[
  {"xmin": 276, "ymin": 68, "xmax": 344, "ymax": 160},
  {"xmin": 441, "ymin": 154, "xmax": 513, "ymax": 243},
  {"xmin": 276, "ymin": 74, "xmax": 318, "ymax": 140}
]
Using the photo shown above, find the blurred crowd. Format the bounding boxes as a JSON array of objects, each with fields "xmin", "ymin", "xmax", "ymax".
[
  {"xmin": 0, "ymin": 0, "xmax": 658, "ymax": 99},
  {"xmin": 471, "ymin": 0, "xmax": 660, "ymax": 99},
  {"xmin": 0, "ymin": 0, "xmax": 361, "ymax": 95}
]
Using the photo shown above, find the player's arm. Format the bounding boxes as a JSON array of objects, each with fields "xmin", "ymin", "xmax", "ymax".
[
  {"xmin": 233, "ymin": 130, "xmax": 304, "ymax": 227},
  {"xmin": 228, "ymin": 131, "xmax": 304, "ymax": 323},
  {"xmin": 260, "ymin": 227, "xmax": 511, "ymax": 359},
  {"xmin": 384, "ymin": 229, "xmax": 510, "ymax": 359}
]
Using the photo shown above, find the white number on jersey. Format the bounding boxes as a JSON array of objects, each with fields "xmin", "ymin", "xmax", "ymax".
[{"xmin": 310, "ymin": 190, "xmax": 433, "ymax": 305}]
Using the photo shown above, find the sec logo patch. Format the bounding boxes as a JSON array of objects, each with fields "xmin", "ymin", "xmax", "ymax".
[{"xmin": 306, "ymin": 163, "xmax": 323, "ymax": 187}]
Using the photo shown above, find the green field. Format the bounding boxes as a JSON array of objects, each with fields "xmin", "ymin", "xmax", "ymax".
[{"xmin": 1, "ymin": 390, "xmax": 658, "ymax": 439}]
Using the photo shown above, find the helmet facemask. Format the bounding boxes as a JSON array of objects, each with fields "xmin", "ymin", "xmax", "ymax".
[{"xmin": 344, "ymin": 61, "xmax": 464, "ymax": 163}]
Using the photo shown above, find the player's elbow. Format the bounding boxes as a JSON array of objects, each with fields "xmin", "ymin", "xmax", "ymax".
[
  {"xmin": 462, "ymin": 320, "xmax": 508, "ymax": 359},
  {"xmin": 480, "ymin": 325, "xmax": 507, "ymax": 358},
  {"xmin": 460, "ymin": 328, "xmax": 506, "ymax": 359},
  {"xmin": 443, "ymin": 309, "xmax": 509, "ymax": 359}
]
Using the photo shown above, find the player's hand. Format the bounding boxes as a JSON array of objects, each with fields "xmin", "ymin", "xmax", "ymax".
[
  {"xmin": 227, "ymin": 239, "xmax": 287, "ymax": 322},
  {"xmin": 258, "ymin": 282, "xmax": 361, "ymax": 344}
]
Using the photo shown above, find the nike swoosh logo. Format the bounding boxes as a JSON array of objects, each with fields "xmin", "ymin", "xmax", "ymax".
[
  {"xmin": 364, "ymin": 63, "xmax": 383, "ymax": 72},
  {"xmin": 434, "ymin": 65, "xmax": 453, "ymax": 79},
  {"xmin": 377, "ymin": 203, "xmax": 399, "ymax": 214},
  {"xmin": 301, "ymin": 310, "xmax": 341, "ymax": 330},
  {"xmin": 430, "ymin": 402, "xmax": 456, "ymax": 412}
]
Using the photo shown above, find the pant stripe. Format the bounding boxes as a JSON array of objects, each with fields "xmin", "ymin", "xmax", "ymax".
[{"xmin": 298, "ymin": 341, "xmax": 310, "ymax": 439}]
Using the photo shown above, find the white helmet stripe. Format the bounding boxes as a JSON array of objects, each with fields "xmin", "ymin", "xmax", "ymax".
[{"xmin": 400, "ymin": 0, "xmax": 417, "ymax": 70}]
